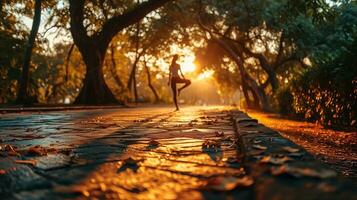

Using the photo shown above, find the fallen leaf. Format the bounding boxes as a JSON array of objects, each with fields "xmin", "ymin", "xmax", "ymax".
[
  {"xmin": 15, "ymin": 159, "xmax": 37, "ymax": 166},
  {"xmin": 127, "ymin": 186, "xmax": 148, "ymax": 193},
  {"xmin": 118, "ymin": 157, "xmax": 141, "ymax": 173},
  {"xmin": 260, "ymin": 156, "xmax": 292, "ymax": 165},
  {"xmin": 28, "ymin": 145, "xmax": 48, "ymax": 156},
  {"xmin": 59, "ymin": 148, "xmax": 72, "ymax": 155},
  {"xmin": 148, "ymin": 140, "xmax": 160, "ymax": 147},
  {"xmin": 253, "ymin": 140, "xmax": 262, "ymax": 144},
  {"xmin": 205, "ymin": 176, "xmax": 254, "ymax": 191},
  {"xmin": 237, "ymin": 118, "xmax": 258, "ymax": 123},
  {"xmin": 222, "ymin": 157, "xmax": 241, "ymax": 164},
  {"xmin": 288, "ymin": 152, "xmax": 304, "ymax": 157},
  {"xmin": 202, "ymin": 140, "xmax": 221, "ymax": 150},
  {"xmin": 271, "ymin": 165, "xmax": 337, "ymax": 179},
  {"xmin": 282, "ymin": 146, "xmax": 300, "ymax": 153},
  {"xmin": 252, "ymin": 145, "xmax": 267, "ymax": 150},
  {"xmin": 244, "ymin": 130, "xmax": 260, "ymax": 134},
  {"xmin": 1, "ymin": 144, "xmax": 20, "ymax": 157},
  {"xmin": 215, "ymin": 131, "xmax": 224, "ymax": 137}
]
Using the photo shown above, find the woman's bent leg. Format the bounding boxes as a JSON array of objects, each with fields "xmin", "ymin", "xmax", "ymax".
[{"xmin": 178, "ymin": 79, "xmax": 191, "ymax": 96}]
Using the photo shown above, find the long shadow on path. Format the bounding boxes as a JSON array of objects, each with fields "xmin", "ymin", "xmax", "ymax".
[{"xmin": 1, "ymin": 109, "xmax": 175, "ymax": 199}]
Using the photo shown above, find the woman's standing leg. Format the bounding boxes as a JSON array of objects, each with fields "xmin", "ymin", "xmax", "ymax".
[{"xmin": 171, "ymin": 82, "xmax": 179, "ymax": 110}]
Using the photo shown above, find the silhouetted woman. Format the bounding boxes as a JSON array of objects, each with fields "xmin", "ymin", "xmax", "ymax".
[{"xmin": 168, "ymin": 54, "xmax": 191, "ymax": 111}]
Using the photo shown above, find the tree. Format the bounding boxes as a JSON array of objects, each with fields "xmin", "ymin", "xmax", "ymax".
[
  {"xmin": 17, "ymin": 0, "xmax": 42, "ymax": 104},
  {"xmin": 127, "ymin": 21, "xmax": 141, "ymax": 103},
  {"xmin": 191, "ymin": 0, "xmax": 333, "ymax": 110},
  {"xmin": 68, "ymin": 0, "xmax": 172, "ymax": 104},
  {"xmin": 291, "ymin": 3, "xmax": 357, "ymax": 127},
  {"xmin": 0, "ymin": 1, "xmax": 27, "ymax": 103},
  {"xmin": 143, "ymin": 56, "xmax": 160, "ymax": 102}
]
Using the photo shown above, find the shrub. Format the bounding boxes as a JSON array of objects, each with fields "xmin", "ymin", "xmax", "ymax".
[
  {"xmin": 275, "ymin": 88, "xmax": 295, "ymax": 115},
  {"xmin": 291, "ymin": 41, "xmax": 357, "ymax": 127}
]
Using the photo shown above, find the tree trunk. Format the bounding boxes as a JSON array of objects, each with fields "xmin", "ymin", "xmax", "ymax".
[
  {"xmin": 214, "ymin": 37, "xmax": 271, "ymax": 111},
  {"xmin": 127, "ymin": 58, "xmax": 140, "ymax": 103},
  {"xmin": 68, "ymin": 0, "xmax": 171, "ymax": 104},
  {"xmin": 133, "ymin": 68, "xmax": 138, "ymax": 103},
  {"xmin": 241, "ymin": 66, "xmax": 270, "ymax": 111},
  {"xmin": 74, "ymin": 45, "xmax": 117, "ymax": 104},
  {"xmin": 110, "ymin": 44, "xmax": 125, "ymax": 89},
  {"xmin": 65, "ymin": 44, "xmax": 75, "ymax": 82},
  {"xmin": 242, "ymin": 81, "xmax": 256, "ymax": 108},
  {"xmin": 17, "ymin": 0, "xmax": 41, "ymax": 104},
  {"xmin": 248, "ymin": 86, "xmax": 261, "ymax": 109},
  {"xmin": 239, "ymin": 43, "xmax": 279, "ymax": 93},
  {"xmin": 128, "ymin": 20, "xmax": 141, "ymax": 103},
  {"xmin": 144, "ymin": 60, "xmax": 160, "ymax": 102}
]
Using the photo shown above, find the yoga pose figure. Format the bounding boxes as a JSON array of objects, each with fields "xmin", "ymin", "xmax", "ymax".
[{"xmin": 168, "ymin": 54, "xmax": 191, "ymax": 111}]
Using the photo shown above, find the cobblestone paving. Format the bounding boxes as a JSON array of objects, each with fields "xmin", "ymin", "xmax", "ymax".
[{"xmin": 1, "ymin": 106, "xmax": 251, "ymax": 199}]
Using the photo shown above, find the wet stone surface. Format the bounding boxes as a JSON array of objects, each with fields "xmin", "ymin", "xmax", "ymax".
[
  {"xmin": 1, "ymin": 106, "xmax": 355, "ymax": 200},
  {"xmin": 0, "ymin": 106, "xmax": 251, "ymax": 199}
]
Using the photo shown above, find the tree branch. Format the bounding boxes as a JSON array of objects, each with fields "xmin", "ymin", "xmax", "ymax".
[
  {"xmin": 65, "ymin": 44, "xmax": 75, "ymax": 82},
  {"xmin": 99, "ymin": 0, "xmax": 172, "ymax": 45}
]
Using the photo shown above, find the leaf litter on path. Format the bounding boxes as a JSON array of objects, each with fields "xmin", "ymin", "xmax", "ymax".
[
  {"xmin": 271, "ymin": 165, "xmax": 337, "ymax": 178},
  {"xmin": 15, "ymin": 159, "xmax": 37, "ymax": 166},
  {"xmin": 28, "ymin": 145, "xmax": 50, "ymax": 156},
  {"xmin": 28, "ymin": 145, "xmax": 57, "ymax": 156},
  {"xmin": 205, "ymin": 176, "xmax": 254, "ymax": 191},
  {"xmin": 0, "ymin": 144, "xmax": 20, "ymax": 157},
  {"xmin": 202, "ymin": 140, "xmax": 221, "ymax": 151},
  {"xmin": 259, "ymin": 155, "xmax": 293, "ymax": 165},
  {"xmin": 148, "ymin": 139, "xmax": 160, "ymax": 147},
  {"xmin": 252, "ymin": 144, "xmax": 267, "ymax": 150},
  {"xmin": 215, "ymin": 131, "xmax": 224, "ymax": 137},
  {"xmin": 118, "ymin": 157, "xmax": 143, "ymax": 173},
  {"xmin": 282, "ymin": 146, "xmax": 300, "ymax": 153}
]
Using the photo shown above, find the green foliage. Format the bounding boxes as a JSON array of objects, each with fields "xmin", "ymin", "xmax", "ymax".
[
  {"xmin": 291, "ymin": 3, "xmax": 357, "ymax": 127},
  {"xmin": 0, "ymin": 2, "xmax": 27, "ymax": 103}
]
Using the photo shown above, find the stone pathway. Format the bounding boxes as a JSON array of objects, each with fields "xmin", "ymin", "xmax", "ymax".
[
  {"xmin": 0, "ymin": 106, "xmax": 252, "ymax": 199},
  {"xmin": 0, "ymin": 106, "xmax": 355, "ymax": 200}
]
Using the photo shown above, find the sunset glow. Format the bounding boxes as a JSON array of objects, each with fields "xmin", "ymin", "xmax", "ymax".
[
  {"xmin": 197, "ymin": 70, "xmax": 215, "ymax": 80},
  {"xmin": 178, "ymin": 55, "xmax": 196, "ymax": 73}
]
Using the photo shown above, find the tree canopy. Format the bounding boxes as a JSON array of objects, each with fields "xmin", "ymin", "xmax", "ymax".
[{"xmin": 0, "ymin": 0, "xmax": 355, "ymax": 127}]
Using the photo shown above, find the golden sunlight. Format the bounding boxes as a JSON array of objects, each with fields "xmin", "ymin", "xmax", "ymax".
[
  {"xmin": 179, "ymin": 55, "xmax": 196, "ymax": 73},
  {"xmin": 197, "ymin": 70, "xmax": 214, "ymax": 80},
  {"xmin": 170, "ymin": 45, "xmax": 197, "ymax": 73}
]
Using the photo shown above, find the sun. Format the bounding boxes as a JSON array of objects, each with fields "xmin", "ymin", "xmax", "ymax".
[{"xmin": 178, "ymin": 55, "xmax": 196, "ymax": 73}]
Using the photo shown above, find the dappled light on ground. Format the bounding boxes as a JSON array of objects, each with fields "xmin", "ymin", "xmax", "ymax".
[{"xmin": 0, "ymin": 106, "xmax": 251, "ymax": 199}]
